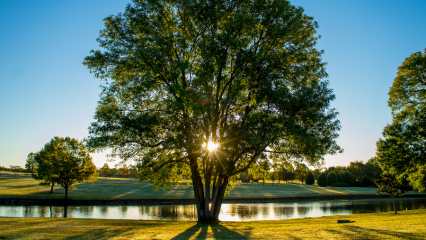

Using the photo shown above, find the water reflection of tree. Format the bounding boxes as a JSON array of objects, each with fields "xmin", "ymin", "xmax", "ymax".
[
  {"xmin": 138, "ymin": 205, "xmax": 196, "ymax": 220},
  {"xmin": 8, "ymin": 198, "xmax": 426, "ymax": 221},
  {"xmin": 100, "ymin": 206, "xmax": 108, "ymax": 216},
  {"xmin": 296, "ymin": 206, "xmax": 311, "ymax": 216},
  {"xmin": 260, "ymin": 205, "xmax": 269, "ymax": 217},
  {"xmin": 23, "ymin": 206, "xmax": 34, "ymax": 217},
  {"xmin": 76, "ymin": 206, "xmax": 94, "ymax": 217},
  {"xmin": 273, "ymin": 206, "xmax": 294, "ymax": 218},
  {"xmin": 38, "ymin": 206, "xmax": 49, "ymax": 217},
  {"xmin": 230, "ymin": 205, "xmax": 260, "ymax": 219},
  {"xmin": 120, "ymin": 206, "xmax": 128, "ymax": 217},
  {"xmin": 349, "ymin": 199, "xmax": 397, "ymax": 214},
  {"xmin": 321, "ymin": 198, "xmax": 426, "ymax": 215},
  {"xmin": 49, "ymin": 206, "xmax": 63, "ymax": 218}
]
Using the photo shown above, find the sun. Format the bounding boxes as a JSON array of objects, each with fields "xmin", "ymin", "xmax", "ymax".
[{"xmin": 205, "ymin": 140, "xmax": 219, "ymax": 153}]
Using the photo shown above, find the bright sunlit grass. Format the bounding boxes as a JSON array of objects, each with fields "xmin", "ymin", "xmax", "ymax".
[{"xmin": 1, "ymin": 210, "xmax": 426, "ymax": 239}]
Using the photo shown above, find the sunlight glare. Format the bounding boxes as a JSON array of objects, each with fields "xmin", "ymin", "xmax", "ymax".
[{"xmin": 206, "ymin": 140, "xmax": 219, "ymax": 152}]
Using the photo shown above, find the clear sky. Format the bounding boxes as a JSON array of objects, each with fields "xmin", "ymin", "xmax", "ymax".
[{"xmin": 1, "ymin": 0, "xmax": 425, "ymax": 168}]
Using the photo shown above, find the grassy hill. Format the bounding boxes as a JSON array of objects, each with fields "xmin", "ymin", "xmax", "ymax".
[{"xmin": 0, "ymin": 174, "xmax": 382, "ymax": 201}]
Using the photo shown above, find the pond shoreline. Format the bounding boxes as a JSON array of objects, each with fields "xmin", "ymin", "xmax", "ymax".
[{"xmin": 1, "ymin": 193, "xmax": 426, "ymax": 206}]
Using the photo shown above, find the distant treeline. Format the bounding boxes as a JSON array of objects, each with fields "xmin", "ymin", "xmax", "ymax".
[
  {"xmin": 0, "ymin": 165, "xmax": 28, "ymax": 173},
  {"xmin": 97, "ymin": 163, "xmax": 139, "ymax": 178},
  {"xmin": 1, "ymin": 163, "xmax": 138, "ymax": 178},
  {"xmin": 3, "ymin": 159, "xmax": 381, "ymax": 188},
  {"xmin": 239, "ymin": 159, "xmax": 381, "ymax": 187},
  {"xmin": 317, "ymin": 160, "xmax": 380, "ymax": 187}
]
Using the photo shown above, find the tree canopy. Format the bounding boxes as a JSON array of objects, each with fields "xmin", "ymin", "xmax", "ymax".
[
  {"xmin": 85, "ymin": 0, "xmax": 340, "ymax": 222},
  {"xmin": 376, "ymin": 50, "xmax": 426, "ymax": 192},
  {"xmin": 26, "ymin": 152, "xmax": 57, "ymax": 193}
]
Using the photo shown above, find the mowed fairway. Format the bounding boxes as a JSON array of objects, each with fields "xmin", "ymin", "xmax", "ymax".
[
  {"xmin": 0, "ymin": 210, "xmax": 425, "ymax": 239},
  {"xmin": 0, "ymin": 173, "xmax": 379, "ymax": 200}
]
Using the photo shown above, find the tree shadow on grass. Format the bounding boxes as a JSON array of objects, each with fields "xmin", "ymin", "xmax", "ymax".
[
  {"xmin": 326, "ymin": 225, "xmax": 425, "ymax": 240},
  {"xmin": 0, "ymin": 219, "xmax": 136, "ymax": 240},
  {"xmin": 63, "ymin": 228, "xmax": 133, "ymax": 240},
  {"xmin": 172, "ymin": 223, "xmax": 250, "ymax": 240}
]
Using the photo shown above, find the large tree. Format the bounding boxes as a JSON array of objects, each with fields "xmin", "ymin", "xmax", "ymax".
[
  {"xmin": 376, "ymin": 50, "xmax": 426, "ymax": 192},
  {"xmin": 85, "ymin": 0, "xmax": 340, "ymax": 223},
  {"xmin": 30, "ymin": 137, "xmax": 96, "ymax": 200}
]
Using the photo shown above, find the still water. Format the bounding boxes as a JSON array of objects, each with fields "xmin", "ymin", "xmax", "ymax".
[{"xmin": 1, "ymin": 198, "xmax": 425, "ymax": 221}]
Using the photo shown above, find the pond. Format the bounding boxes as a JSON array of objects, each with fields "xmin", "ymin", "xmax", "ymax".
[{"xmin": 1, "ymin": 198, "xmax": 425, "ymax": 221}]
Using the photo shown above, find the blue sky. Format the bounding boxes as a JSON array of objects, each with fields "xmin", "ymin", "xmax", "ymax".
[{"xmin": 0, "ymin": 0, "xmax": 425, "ymax": 168}]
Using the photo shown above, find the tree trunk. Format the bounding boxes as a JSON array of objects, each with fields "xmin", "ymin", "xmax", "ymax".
[
  {"xmin": 63, "ymin": 184, "xmax": 69, "ymax": 218},
  {"xmin": 393, "ymin": 198, "xmax": 398, "ymax": 214},
  {"xmin": 195, "ymin": 178, "xmax": 228, "ymax": 224},
  {"xmin": 191, "ymin": 168, "xmax": 229, "ymax": 223},
  {"xmin": 63, "ymin": 204, "xmax": 68, "ymax": 218},
  {"xmin": 49, "ymin": 183, "xmax": 54, "ymax": 194},
  {"xmin": 64, "ymin": 185, "xmax": 69, "ymax": 201},
  {"xmin": 211, "ymin": 177, "xmax": 229, "ymax": 220},
  {"xmin": 190, "ymin": 158, "xmax": 207, "ymax": 222}
]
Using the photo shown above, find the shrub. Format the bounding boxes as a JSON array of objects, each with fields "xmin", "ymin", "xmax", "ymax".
[
  {"xmin": 317, "ymin": 172, "xmax": 328, "ymax": 186},
  {"xmin": 326, "ymin": 171, "xmax": 338, "ymax": 186},
  {"xmin": 305, "ymin": 171, "xmax": 315, "ymax": 185}
]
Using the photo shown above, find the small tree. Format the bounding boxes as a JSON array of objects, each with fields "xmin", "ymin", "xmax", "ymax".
[
  {"xmin": 249, "ymin": 160, "xmax": 270, "ymax": 184},
  {"xmin": 282, "ymin": 169, "xmax": 295, "ymax": 183},
  {"xmin": 99, "ymin": 163, "xmax": 112, "ymax": 177},
  {"xmin": 273, "ymin": 162, "xmax": 295, "ymax": 183},
  {"xmin": 31, "ymin": 137, "xmax": 96, "ymax": 200},
  {"xmin": 117, "ymin": 164, "xmax": 130, "ymax": 178},
  {"xmin": 25, "ymin": 153, "xmax": 37, "ymax": 174},
  {"xmin": 26, "ymin": 152, "xmax": 56, "ymax": 193},
  {"xmin": 295, "ymin": 163, "xmax": 309, "ymax": 183},
  {"xmin": 239, "ymin": 171, "xmax": 250, "ymax": 183}
]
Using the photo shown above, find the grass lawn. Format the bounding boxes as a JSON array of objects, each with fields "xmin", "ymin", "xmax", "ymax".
[
  {"xmin": 0, "ymin": 209, "xmax": 425, "ymax": 239},
  {"xmin": 0, "ymin": 173, "xmax": 380, "ymax": 200}
]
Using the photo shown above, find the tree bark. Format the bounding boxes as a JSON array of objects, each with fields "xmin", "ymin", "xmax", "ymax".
[
  {"xmin": 211, "ymin": 177, "xmax": 229, "ymax": 220},
  {"xmin": 190, "ymin": 157, "xmax": 230, "ymax": 223},
  {"xmin": 49, "ymin": 183, "xmax": 54, "ymax": 194},
  {"xmin": 63, "ymin": 204, "xmax": 68, "ymax": 218},
  {"xmin": 64, "ymin": 185, "xmax": 69, "ymax": 201},
  {"xmin": 393, "ymin": 198, "xmax": 398, "ymax": 214},
  {"xmin": 63, "ymin": 184, "xmax": 69, "ymax": 218},
  {"xmin": 190, "ymin": 157, "xmax": 208, "ymax": 222}
]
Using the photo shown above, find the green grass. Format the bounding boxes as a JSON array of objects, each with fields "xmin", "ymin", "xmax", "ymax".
[
  {"xmin": 0, "ymin": 209, "xmax": 425, "ymax": 239},
  {"xmin": 0, "ymin": 174, "xmax": 381, "ymax": 200}
]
